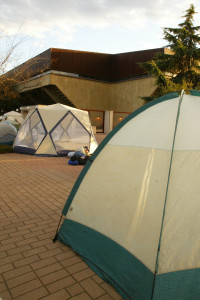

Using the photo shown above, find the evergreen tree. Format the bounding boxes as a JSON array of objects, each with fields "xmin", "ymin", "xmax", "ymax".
[{"xmin": 142, "ymin": 4, "xmax": 200, "ymax": 101}]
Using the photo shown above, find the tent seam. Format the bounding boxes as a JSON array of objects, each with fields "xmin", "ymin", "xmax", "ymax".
[{"xmin": 151, "ymin": 90, "xmax": 185, "ymax": 300}]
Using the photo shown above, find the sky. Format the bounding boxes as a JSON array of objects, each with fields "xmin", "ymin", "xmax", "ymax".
[{"xmin": 0, "ymin": 0, "xmax": 200, "ymax": 70}]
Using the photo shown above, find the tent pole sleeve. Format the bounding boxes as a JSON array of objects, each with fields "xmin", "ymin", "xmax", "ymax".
[
  {"xmin": 151, "ymin": 90, "xmax": 185, "ymax": 299},
  {"xmin": 53, "ymin": 213, "xmax": 64, "ymax": 243}
]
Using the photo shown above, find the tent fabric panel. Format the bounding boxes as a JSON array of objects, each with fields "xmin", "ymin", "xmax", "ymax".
[
  {"xmin": 38, "ymin": 108, "xmax": 66, "ymax": 132},
  {"xmin": 83, "ymin": 92, "xmax": 179, "ymax": 168},
  {"xmin": 89, "ymin": 134, "xmax": 98, "ymax": 154},
  {"xmin": 66, "ymin": 145, "xmax": 172, "ymax": 272},
  {"xmin": 109, "ymin": 97, "xmax": 179, "ymax": 150},
  {"xmin": 157, "ymin": 151, "xmax": 200, "ymax": 274},
  {"xmin": 71, "ymin": 110, "xmax": 92, "ymax": 133},
  {"xmin": 66, "ymin": 117, "xmax": 90, "ymax": 143},
  {"xmin": 13, "ymin": 119, "xmax": 35, "ymax": 150},
  {"xmin": 56, "ymin": 113, "xmax": 72, "ymax": 133},
  {"xmin": 51, "ymin": 123, "xmax": 68, "ymax": 144},
  {"xmin": 58, "ymin": 219, "xmax": 154, "ymax": 300},
  {"xmin": 49, "ymin": 111, "xmax": 71, "ymax": 135},
  {"xmin": 29, "ymin": 110, "xmax": 41, "ymax": 129},
  {"xmin": 36, "ymin": 134, "xmax": 57, "ymax": 155},
  {"xmin": 153, "ymin": 268, "xmax": 200, "ymax": 299},
  {"xmin": 62, "ymin": 159, "xmax": 93, "ymax": 215},
  {"xmin": 13, "ymin": 111, "xmax": 46, "ymax": 150},
  {"xmin": 62, "ymin": 93, "xmax": 180, "ymax": 217},
  {"xmin": 172, "ymin": 94, "xmax": 200, "ymax": 150},
  {"xmin": 13, "ymin": 118, "xmax": 28, "ymax": 148},
  {"xmin": 29, "ymin": 111, "xmax": 46, "ymax": 149},
  {"xmin": 51, "ymin": 114, "xmax": 91, "ymax": 152}
]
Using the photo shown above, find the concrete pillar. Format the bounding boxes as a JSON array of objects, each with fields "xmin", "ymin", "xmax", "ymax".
[{"xmin": 104, "ymin": 110, "xmax": 113, "ymax": 134}]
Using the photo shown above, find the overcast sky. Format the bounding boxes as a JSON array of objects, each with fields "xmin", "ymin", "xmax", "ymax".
[{"xmin": 0, "ymin": 0, "xmax": 200, "ymax": 68}]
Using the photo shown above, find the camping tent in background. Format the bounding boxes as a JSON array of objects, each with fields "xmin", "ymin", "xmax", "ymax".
[
  {"xmin": 0, "ymin": 121, "xmax": 17, "ymax": 145},
  {"xmin": 56, "ymin": 90, "xmax": 200, "ymax": 299},
  {"xmin": 4, "ymin": 111, "xmax": 24, "ymax": 126},
  {"xmin": 5, "ymin": 119, "xmax": 21, "ymax": 131},
  {"xmin": 0, "ymin": 115, "xmax": 6, "ymax": 122},
  {"xmin": 13, "ymin": 103, "xmax": 98, "ymax": 156}
]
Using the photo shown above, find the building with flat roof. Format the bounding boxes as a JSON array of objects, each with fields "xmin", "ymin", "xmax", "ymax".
[{"xmin": 13, "ymin": 47, "xmax": 168, "ymax": 132}]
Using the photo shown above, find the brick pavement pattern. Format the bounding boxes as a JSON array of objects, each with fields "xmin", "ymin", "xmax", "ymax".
[{"xmin": 0, "ymin": 151, "xmax": 122, "ymax": 300}]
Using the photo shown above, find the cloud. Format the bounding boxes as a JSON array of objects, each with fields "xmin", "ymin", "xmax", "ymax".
[
  {"xmin": 0, "ymin": 0, "xmax": 199, "ymax": 61},
  {"xmin": 1, "ymin": 0, "xmax": 199, "ymax": 34}
]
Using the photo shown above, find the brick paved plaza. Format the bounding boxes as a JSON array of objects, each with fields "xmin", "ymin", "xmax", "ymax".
[{"xmin": 0, "ymin": 141, "xmax": 122, "ymax": 299}]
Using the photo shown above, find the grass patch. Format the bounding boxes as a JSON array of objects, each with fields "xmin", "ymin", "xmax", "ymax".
[{"xmin": 0, "ymin": 144, "xmax": 13, "ymax": 154}]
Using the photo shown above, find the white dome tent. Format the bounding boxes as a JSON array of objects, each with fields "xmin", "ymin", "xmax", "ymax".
[
  {"xmin": 4, "ymin": 111, "xmax": 24, "ymax": 125},
  {"xmin": 13, "ymin": 104, "xmax": 97, "ymax": 156},
  {"xmin": 0, "ymin": 121, "xmax": 17, "ymax": 145},
  {"xmin": 56, "ymin": 90, "xmax": 200, "ymax": 299}
]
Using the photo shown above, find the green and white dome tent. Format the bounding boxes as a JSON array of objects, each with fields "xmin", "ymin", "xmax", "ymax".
[{"xmin": 55, "ymin": 90, "xmax": 200, "ymax": 299}]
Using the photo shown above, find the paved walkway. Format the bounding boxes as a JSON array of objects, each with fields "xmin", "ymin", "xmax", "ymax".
[{"xmin": 0, "ymin": 141, "xmax": 122, "ymax": 299}]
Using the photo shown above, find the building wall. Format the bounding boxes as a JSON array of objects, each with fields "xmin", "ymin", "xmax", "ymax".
[
  {"xmin": 18, "ymin": 74, "xmax": 51, "ymax": 93},
  {"xmin": 110, "ymin": 76, "xmax": 156, "ymax": 112},
  {"xmin": 49, "ymin": 73, "xmax": 156, "ymax": 113},
  {"xmin": 49, "ymin": 74, "xmax": 110, "ymax": 110},
  {"xmin": 19, "ymin": 72, "xmax": 156, "ymax": 113}
]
